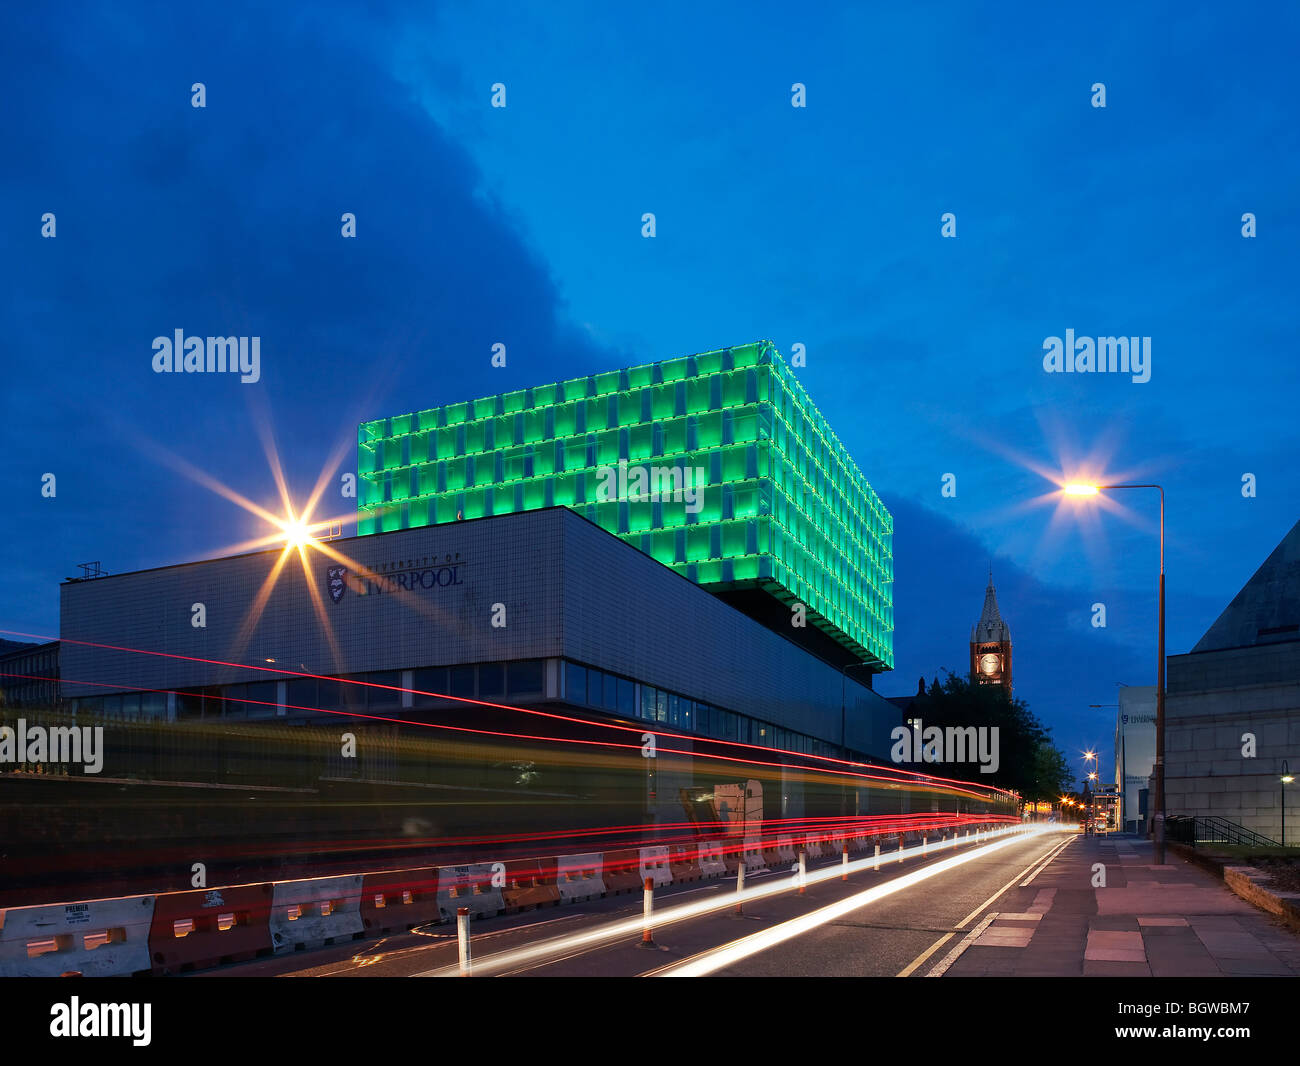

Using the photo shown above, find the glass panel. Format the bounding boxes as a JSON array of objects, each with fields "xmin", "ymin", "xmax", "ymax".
[
  {"xmin": 449, "ymin": 666, "xmax": 475, "ymax": 699},
  {"xmin": 565, "ymin": 662, "xmax": 588, "ymax": 705},
  {"xmin": 508, "ymin": 660, "xmax": 544, "ymax": 697},
  {"xmin": 478, "ymin": 663, "xmax": 505, "ymax": 699}
]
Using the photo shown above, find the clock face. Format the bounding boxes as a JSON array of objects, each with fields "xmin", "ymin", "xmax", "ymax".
[{"xmin": 979, "ymin": 653, "xmax": 1001, "ymax": 676}]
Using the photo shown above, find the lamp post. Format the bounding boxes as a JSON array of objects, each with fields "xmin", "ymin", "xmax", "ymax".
[
  {"xmin": 1282, "ymin": 761, "xmax": 1294, "ymax": 847},
  {"xmin": 1066, "ymin": 482, "xmax": 1165, "ymax": 861}
]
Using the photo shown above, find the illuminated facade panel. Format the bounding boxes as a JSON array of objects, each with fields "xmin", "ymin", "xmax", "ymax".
[{"xmin": 357, "ymin": 341, "xmax": 893, "ymax": 668}]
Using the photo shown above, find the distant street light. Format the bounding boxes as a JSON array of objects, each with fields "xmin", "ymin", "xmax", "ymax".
[{"xmin": 1065, "ymin": 481, "xmax": 1166, "ymax": 861}]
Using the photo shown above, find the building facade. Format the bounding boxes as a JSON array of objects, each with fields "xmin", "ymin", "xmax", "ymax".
[
  {"xmin": 60, "ymin": 507, "xmax": 901, "ymax": 763},
  {"xmin": 1165, "ymin": 519, "xmax": 1300, "ymax": 841},
  {"xmin": 1114, "ymin": 685, "xmax": 1156, "ymax": 834},
  {"xmin": 356, "ymin": 341, "xmax": 893, "ymax": 671},
  {"xmin": 0, "ymin": 640, "xmax": 60, "ymax": 709}
]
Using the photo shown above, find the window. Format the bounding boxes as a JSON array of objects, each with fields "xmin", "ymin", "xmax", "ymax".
[
  {"xmin": 243, "ymin": 683, "xmax": 276, "ymax": 719},
  {"xmin": 693, "ymin": 701, "xmax": 708, "ymax": 734},
  {"xmin": 478, "ymin": 663, "xmax": 505, "ymax": 699},
  {"xmin": 449, "ymin": 666, "xmax": 475, "ymax": 700},
  {"xmin": 508, "ymin": 660, "xmax": 544, "ymax": 697},
  {"xmin": 617, "ymin": 677, "xmax": 635, "ymax": 717},
  {"xmin": 223, "ymin": 684, "xmax": 247, "ymax": 718},
  {"xmin": 601, "ymin": 672, "xmax": 618, "ymax": 711},
  {"xmin": 366, "ymin": 672, "xmax": 402, "ymax": 712},
  {"xmin": 285, "ymin": 677, "xmax": 317, "ymax": 713},
  {"xmin": 565, "ymin": 662, "xmax": 588, "ymax": 705},
  {"xmin": 412, "ymin": 667, "xmax": 448, "ymax": 708}
]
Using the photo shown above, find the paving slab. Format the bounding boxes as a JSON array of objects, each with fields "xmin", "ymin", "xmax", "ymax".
[{"xmin": 940, "ymin": 835, "xmax": 1300, "ymax": 978}]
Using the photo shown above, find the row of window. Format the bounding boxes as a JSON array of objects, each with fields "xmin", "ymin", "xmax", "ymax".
[
  {"xmin": 562, "ymin": 660, "xmax": 841, "ymax": 758},
  {"xmin": 361, "ymin": 345, "xmax": 770, "ymax": 442},
  {"xmin": 68, "ymin": 661, "xmax": 549, "ymax": 720}
]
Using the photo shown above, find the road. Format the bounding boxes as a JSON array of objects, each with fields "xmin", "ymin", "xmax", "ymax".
[{"xmin": 197, "ymin": 826, "xmax": 1071, "ymax": 977}]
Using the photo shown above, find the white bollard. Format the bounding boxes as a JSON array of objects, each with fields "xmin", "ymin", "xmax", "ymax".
[
  {"xmin": 842, "ymin": 845, "xmax": 849, "ymax": 881},
  {"xmin": 457, "ymin": 907, "xmax": 472, "ymax": 977},
  {"xmin": 735, "ymin": 862, "xmax": 745, "ymax": 915},
  {"xmin": 797, "ymin": 851, "xmax": 807, "ymax": 894},
  {"xmin": 874, "ymin": 843, "xmax": 880, "ymax": 871}
]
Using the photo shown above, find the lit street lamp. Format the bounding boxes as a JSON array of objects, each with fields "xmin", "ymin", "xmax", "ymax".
[{"xmin": 1066, "ymin": 482, "xmax": 1166, "ymax": 862}]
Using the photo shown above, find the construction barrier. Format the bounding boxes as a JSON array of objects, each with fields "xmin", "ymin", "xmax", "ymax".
[
  {"xmin": 149, "ymin": 884, "xmax": 273, "ymax": 975},
  {"xmin": 269, "ymin": 875, "xmax": 364, "ymax": 954},
  {"xmin": 803, "ymin": 834, "xmax": 825, "ymax": 860},
  {"xmin": 556, "ymin": 852, "xmax": 606, "ymax": 902},
  {"xmin": 775, "ymin": 835, "xmax": 797, "ymax": 864},
  {"xmin": 639, "ymin": 846, "xmax": 673, "ymax": 888},
  {"xmin": 360, "ymin": 868, "xmax": 442, "ymax": 934},
  {"xmin": 500, "ymin": 858, "xmax": 560, "ymax": 913},
  {"xmin": 436, "ymin": 864, "xmax": 505, "ymax": 922},
  {"xmin": 742, "ymin": 839, "xmax": 769, "ymax": 873},
  {"xmin": 697, "ymin": 841, "xmax": 727, "ymax": 879},
  {"xmin": 670, "ymin": 845, "xmax": 700, "ymax": 884},
  {"xmin": 1, "ymin": 893, "xmax": 156, "ymax": 977},
  {"xmin": 601, "ymin": 849, "xmax": 643, "ymax": 894}
]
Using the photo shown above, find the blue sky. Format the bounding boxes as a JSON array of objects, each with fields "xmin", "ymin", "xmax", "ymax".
[{"xmin": 2, "ymin": 1, "xmax": 1297, "ymax": 784}]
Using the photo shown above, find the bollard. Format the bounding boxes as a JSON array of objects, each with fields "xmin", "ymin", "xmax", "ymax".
[
  {"xmin": 842, "ymin": 845, "xmax": 849, "ymax": 881},
  {"xmin": 798, "ymin": 851, "xmax": 807, "ymax": 894},
  {"xmin": 922, "ymin": 834, "xmax": 927, "ymax": 856},
  {"xmin": 873, "ymin": 843, "xmax": 880, "ymax": 871},
  {"xmin": 457, "ymin": 907, "xmax": 472, "ymax": 977},
  {"xmin": 642, "ymin": 876, "xmax": 655, "ymax": 945},
  {"xmin": 735, "ymin": 862, "xmax": 745, "ymax": 916},
  {"xmin": 898, "ymin": 838, "xmax": 904, "ymax": 864}
]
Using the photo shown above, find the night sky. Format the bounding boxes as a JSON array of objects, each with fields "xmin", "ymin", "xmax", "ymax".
[{"xmin": 3, "ymin": 2, "xmax": 1297, "ymax": 785}]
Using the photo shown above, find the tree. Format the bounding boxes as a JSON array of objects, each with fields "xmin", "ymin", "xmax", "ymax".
[{"xmin": 905, "ymin": 671, "xmax": 1071, "ymax": 799}]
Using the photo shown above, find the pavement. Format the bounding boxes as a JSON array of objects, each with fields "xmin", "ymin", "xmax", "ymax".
[{"xmin": 943, "ymin": 832, "xmax": 1300, "ymax": 977}]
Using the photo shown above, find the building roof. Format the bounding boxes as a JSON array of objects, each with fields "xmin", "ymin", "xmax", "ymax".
[
  {"xmin": 1193, "ymin": 518, "xmax": 1300, "ymax": 653},
  {"xmin": 971, "ymin": 574, "xmax": 1010, "ymax": 643}
]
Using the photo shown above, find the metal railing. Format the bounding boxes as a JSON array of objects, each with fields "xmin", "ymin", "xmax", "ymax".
[{"xmin": 1165, "ymin": 814, "xmax": 1280, "ymax": 848}]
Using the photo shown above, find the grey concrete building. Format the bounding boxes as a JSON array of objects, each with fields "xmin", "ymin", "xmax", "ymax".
[
  {"xmin": 59, "ymin": 506, "xmax": 902, "ymax": 762},
  {"xmin": 1165, "ymin": 518, "xmax": 1300, "ymax": 841}
]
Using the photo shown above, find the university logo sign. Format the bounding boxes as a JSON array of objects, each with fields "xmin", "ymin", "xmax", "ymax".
[
  {"xmin": 325, "ymin": 554, "xmax": 466, "ymax": 604},
  {"xmin": 326, "ymin": 565, "xmax": 348, "ymax": 604}
]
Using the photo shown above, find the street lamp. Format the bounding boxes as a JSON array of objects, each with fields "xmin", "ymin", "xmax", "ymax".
[
  {"xmin": 1282, "ymin": 761, "xmax": 1294, "ymax": 847},
  {"xmin": 1065, "ymin": 481, "xmax": 1166, "ymax": 862}
]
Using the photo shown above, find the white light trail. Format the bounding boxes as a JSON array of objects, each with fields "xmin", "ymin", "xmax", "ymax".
[
  {"xmin": 415, "ymin": 824, "xmax": 1061, "ymax": 977},
  {"xmin": 655, "ymin": 828, "xmax": 1057, "ymax": 976}
]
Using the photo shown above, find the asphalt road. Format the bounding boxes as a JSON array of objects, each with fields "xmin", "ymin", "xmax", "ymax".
[{"xmin": 197, "ymin": 828, "xmax": 1070, "ymax": 977}]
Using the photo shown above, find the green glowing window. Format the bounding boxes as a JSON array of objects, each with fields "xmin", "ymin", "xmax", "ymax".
[{"xmin": 358, "ymin": 341, "xmax": 893, "ymax": 668}]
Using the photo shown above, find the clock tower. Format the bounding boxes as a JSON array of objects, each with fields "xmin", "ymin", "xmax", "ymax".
[{"xmin": 970, "ymin": 571, "xmax": 1012, "ymax": 694}]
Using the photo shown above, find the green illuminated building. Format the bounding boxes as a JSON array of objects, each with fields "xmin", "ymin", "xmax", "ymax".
[{"xmin": 358, "ymin": 341, "xmax": 893, "ymax": 669}]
